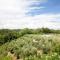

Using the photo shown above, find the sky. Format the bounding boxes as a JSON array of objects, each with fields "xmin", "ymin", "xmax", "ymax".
[{"xmin": 0, "ymin": 0, "xmax": 60, "ymax": 29}]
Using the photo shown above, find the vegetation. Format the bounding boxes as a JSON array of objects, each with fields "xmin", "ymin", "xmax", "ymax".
[{"xmin": 0, "ymin": 28, "xmax": 60, "ymax": 60}]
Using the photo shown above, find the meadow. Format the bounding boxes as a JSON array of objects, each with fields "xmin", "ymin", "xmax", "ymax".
[{"xmin": 0, "ymin": 28, "xmax": 60, "ymax": 60}]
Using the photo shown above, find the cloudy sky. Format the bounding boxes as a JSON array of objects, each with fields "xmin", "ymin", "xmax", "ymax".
[{"xmin": 0, "ymin": 0, "xmax": 60, "ymax": 29}]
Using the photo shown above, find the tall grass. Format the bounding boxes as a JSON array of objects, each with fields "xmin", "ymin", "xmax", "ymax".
[{"xmin": 0, "ymin": 34, "xmax": 60, "ymax": 60}]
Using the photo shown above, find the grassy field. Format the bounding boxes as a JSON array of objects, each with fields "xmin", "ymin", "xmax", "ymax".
[{"xmin": 0, "ymin": 34, "xmax": 60, "ymax": 60}]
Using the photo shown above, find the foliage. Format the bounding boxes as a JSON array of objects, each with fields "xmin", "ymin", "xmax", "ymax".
[
  {"xmin": 0, "ymin": 33, "xmax": 60, "ymax": 60},
  {"xmin": 0, "ymin": 28, "xmax": 60, "ymax": 60}
]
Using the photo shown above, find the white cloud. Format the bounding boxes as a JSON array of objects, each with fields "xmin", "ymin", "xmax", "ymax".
[
  {"xmin": 23, "ymin": 14, "xmax": 60, "ymax": 29},
  {"xmin": 0, "ymin": 14, "xmax": 60, "ymax": 29},
  {"xmin": 0, "ymin": 0, "xmax": 30, "ymax": 18},
  {"xmin": 0, "ymin": 0, "xmax": 16, "ymax": 12},
  {"xmin": 0, "ymin": 0, "xmax": 60, "ymax": 29},
  {"xmin": 28, "ymin": 6, "xmax": 45, "ymax": 10},
  {"xmin": 28, "ymin": 0, "xmax": 47, "ymax": 3}
]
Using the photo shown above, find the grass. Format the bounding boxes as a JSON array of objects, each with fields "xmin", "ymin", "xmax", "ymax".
[
  {"xmin": 0, "ymin": 34, "xmax": 60, "ymax": 60},
  {"xmin": 0, "ymin": 56, "xmax": 11, "ymax": 60}
]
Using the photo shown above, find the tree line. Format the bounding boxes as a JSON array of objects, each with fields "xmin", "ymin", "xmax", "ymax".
[{"xmin": 0, "ymin": 28, "xmax": 60, "ymax": 45}]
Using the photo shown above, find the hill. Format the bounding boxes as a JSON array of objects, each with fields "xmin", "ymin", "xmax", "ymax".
[{"xmin": 0, "ymin": 28, "xmax": 60, "ymax": 60}]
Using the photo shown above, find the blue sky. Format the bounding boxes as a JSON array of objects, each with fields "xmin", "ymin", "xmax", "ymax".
[
  {"xmin": 0, "ymin": 0, "xmax": 60, "ymax": 29},
  {"xmin": 27, "ymin": 0, "xmax": 60, "ymax": 15}
]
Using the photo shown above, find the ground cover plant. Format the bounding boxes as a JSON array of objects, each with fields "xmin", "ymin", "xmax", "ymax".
[{"xmin": 0, "ymin": 28, "xmax": 60, "ymax": 60}]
